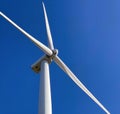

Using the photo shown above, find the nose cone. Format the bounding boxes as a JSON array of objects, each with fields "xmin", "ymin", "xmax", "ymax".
[{"xmin": 53, "ymin": 49, "xmax": 58, "ymax": 56}]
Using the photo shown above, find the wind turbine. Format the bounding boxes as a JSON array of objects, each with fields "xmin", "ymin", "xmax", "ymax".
[{"xmin": 0, "ymin": 2, "xmax": 110, "ymax": 114}]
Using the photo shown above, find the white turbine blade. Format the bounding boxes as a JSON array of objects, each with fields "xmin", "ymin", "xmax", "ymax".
[
  {"xmin": 53, "ymin": 55, "xmax": 110, "ymax": 114},
  {"xmin": 0, "ymin": 12, "xmax": 52, "ymax": 56},
  {"xmin": 42, "ymin": 2, "xmax": 54, "ymax": 50}
]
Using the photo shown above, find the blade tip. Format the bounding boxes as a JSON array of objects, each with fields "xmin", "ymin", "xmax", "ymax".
[{"xmin": 42, "ymin": 1, "xmax": 45, "ymax": 7}]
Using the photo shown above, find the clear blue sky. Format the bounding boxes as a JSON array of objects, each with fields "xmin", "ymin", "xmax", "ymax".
[{"xmin": 0, "ymin": 0, "xmax": 119, "ymax": 114}]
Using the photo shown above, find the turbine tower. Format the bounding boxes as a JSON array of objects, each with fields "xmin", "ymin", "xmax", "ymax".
[{"xmin": 0, "ymin": 2, "xmax": 110, "ymax": 114}]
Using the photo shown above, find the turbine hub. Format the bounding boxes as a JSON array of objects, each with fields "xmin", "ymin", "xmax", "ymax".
[
  {"xmin": 47, "ymin": 49, "xmax": 58, "ymax": 60},
  {"xmin": 52, "ymin": 49, "xmax": 58, "ymax": 56},
  {"xmin": 31, "ymin": 49, "xmax": 58, "ymax": 73}
]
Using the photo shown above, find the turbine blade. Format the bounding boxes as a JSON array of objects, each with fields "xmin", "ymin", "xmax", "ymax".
[
  {"xmin": 53, "ymin": 55, "xmax": 110, "ymax": 114},
  {"xmin": 42, "ymin": 2, "xmax": 54, "ymax": 50},
  {"xmin": 0, "ymin": 12, "xmax": 52, "ymax": 56}
]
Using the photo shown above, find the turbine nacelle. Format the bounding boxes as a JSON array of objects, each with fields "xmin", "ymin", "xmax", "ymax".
[{"xmin": 31, "ymin": 49, "xmax": 58, "ymax": 73}]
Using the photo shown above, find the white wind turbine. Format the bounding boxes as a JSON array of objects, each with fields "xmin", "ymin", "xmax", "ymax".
[{"xmin": 0, "ymin": 2, "xmax": 110, "ymax": 114}]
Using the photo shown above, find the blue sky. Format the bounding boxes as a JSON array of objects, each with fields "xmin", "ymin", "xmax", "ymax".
[{"xmin": 0, "ymin": 0, "xmax": 119, "ymax": 114}]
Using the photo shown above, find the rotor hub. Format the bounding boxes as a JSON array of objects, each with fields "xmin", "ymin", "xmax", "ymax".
[
  {"xmin": 52, "ymin": 49, "xmax": 58, "ymax": 56},
  {"xmin": 46, "ymin": 49, "xmax": 58, "ymax": 60}
]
